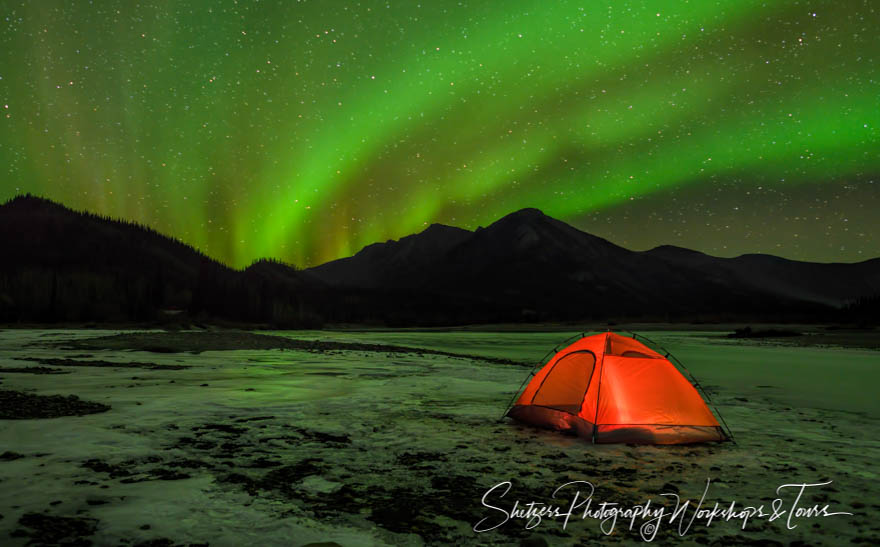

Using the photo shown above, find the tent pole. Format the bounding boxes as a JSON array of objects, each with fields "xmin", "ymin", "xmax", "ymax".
[
  {"xmin": 497, "ymin": 346, "xmax": 556, "ymax": 421},
  {"xmin": 498, "ymin": 368, "xmax": 536, "ymax": 422},
  {"xmin": 591, "ymin": 333, "xmax": 611, "ymax": 444},
  {"xmin": 498, "ymin": 331, "xmax": 589, "ymax": 422}
]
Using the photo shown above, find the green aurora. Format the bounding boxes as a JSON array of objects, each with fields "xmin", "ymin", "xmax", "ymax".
[{"xmin": 1, "ymin": 0, "xmax": 877, "ymax": 267}]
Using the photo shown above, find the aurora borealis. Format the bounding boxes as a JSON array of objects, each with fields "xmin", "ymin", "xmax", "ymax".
[{"xmin": 1, "ymin": 1, "xmax": 877, "ymax": 268}]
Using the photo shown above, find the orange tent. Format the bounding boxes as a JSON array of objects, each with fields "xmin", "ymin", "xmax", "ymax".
[{"xmin": 506, "ymin": 332, "xmax": 730, "ymax": 444}]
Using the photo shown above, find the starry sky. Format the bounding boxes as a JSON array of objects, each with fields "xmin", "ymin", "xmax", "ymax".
[{"xmin": 1, "ymin": 1, "xmax": 877, "ymax": 268}]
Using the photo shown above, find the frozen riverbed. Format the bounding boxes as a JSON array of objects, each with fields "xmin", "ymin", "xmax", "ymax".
[{"xmin": 0, "ymin": 328, "xmax": 877, "ymax": 545}]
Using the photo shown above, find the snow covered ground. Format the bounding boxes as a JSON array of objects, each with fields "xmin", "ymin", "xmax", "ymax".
[{"xmin": 0, "ymin": 328, "xmax": 877, "ymax": 546}]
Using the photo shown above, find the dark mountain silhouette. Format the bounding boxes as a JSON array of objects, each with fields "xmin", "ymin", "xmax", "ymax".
[
  {"xmin": 309, "ymin": 208, "xmax": 880, "ymax": 321},
  {"xmin": 0, "ymin": 195, "xmax": 324, "ymax": 325},
  {"xmin": 313, "ymin": 223, "xmax": 471, "ymax": 288},
  {"xmin": 642, "ymin": 246, "xmax": 880, "ymax": 307},
  {"xmin": 1, "ymin": 195, "xmax": 877, "ymax": 325}
]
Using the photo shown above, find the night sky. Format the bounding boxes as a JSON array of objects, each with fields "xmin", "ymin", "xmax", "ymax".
[{"xmin": 1, "ymin": 1, "xmax": 877, "ymax": 268}]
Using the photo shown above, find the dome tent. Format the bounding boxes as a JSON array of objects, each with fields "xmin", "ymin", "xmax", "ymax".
[{"xmin": 504, "ymin": 332, "xmax": 732, "ymax": 444}]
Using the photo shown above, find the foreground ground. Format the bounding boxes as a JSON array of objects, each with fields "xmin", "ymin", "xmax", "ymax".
[{"xmin": 0, "ymin": 327, "xmax": 877, "ymax": 546}]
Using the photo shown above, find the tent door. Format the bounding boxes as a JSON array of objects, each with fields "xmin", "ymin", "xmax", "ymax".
[{"xmin": 530, "ymin": 350, "xmax": 596, "ymax": 415}]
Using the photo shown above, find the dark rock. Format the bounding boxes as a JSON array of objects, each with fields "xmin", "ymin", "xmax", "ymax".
[
  {"xmin": 149, "ymin": 468, "xmax": 191, "ymax": 481},
  {"xmin": 0, "ymin": 390, "xmax": 110, "ymax": 419},
  {"xmin": 81, "ymin": 458, "xmax": 132, "ymax": 479},
  {"xmin": 728, "ymin": 326, "xmax": 801, "ymax": 339},
  {"xmin": 16, "ymin": 357, "xmax": 187, "ymax": 370},
  {"xmin": 0, "ymin": 366, "xmax": 69, "ymax": 374},
  {"xmin": 133, "ymin": 539, "xmax": 176, "ymax": 547},
  {"xmin": 15, "ymin": 512, "xmax": 99, "ymax": 545},
  {"xmin": 194, "ymin": 423, "xmax": 247, "ymax": 435},
  {"xmin": 286, "ymin": 426, "xmax": 351, "ymax": 445}
]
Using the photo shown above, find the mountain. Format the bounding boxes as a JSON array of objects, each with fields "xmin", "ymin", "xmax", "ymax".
[
  {"xmin": 2, "ymin": 195, "xmax": 877, "ymax": 325},
  {"xmin": 309, "ymin": 208, "xmax": 880, "ymax": 320},
  {"xmin": 642, "ymin": 246, "xmax": 880, "ymax": 307},
  {"xmin": 312, "ymin": 223, "xmax": 471, "ymax": 288},
  {"xmin": 0, "ymin": 195, "xmax": 510, "ymax": 326},
  {"xmin": 0, "ymin": 195, "xmax": 325, "ymax": 325}
]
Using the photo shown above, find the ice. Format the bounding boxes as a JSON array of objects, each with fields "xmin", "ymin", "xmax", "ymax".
[{"xmin": 0, "ymin": 328, "xmax": 878, "ymax": 545}]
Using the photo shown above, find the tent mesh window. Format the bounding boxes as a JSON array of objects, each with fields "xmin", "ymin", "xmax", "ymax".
[{"xmin": 531, "ymin": 350, "xmax": 595, "ymax": 414}]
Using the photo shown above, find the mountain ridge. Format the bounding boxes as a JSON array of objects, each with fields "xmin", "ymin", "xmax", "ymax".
[
  {"xmin": 1, "ymin": 196, "xmax": 878, "ymax": 325},
  {"xmin": 308, "ymin": 207, "xmax": 880, "ymax": 311}
]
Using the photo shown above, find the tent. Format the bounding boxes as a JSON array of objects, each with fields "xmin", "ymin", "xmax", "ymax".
[{"xmin": 504, "ymin": 332, "xmax": 731, "ymax": 444}]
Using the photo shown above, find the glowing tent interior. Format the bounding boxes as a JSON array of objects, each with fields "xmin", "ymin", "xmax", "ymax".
[{"xmin": 505, "ymin": 332, "xmax": 731, "ymax": 444}]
